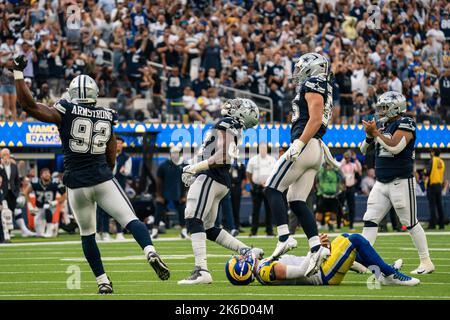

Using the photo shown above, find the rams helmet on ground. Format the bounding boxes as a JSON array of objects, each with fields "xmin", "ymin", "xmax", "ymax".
[{"xmin": 225, "ymin": 254, "xmax": 255, "ymax": 285}]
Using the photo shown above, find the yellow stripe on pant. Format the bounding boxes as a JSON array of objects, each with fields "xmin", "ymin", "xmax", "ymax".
[{"xmin": 320, "ymin": 235, "xmax": 357, "ymax": 285}]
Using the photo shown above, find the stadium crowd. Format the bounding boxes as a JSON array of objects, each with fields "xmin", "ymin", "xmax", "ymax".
[{"xmin": 0, "ymin": 0, "xmax": 450, "ymax": 124}]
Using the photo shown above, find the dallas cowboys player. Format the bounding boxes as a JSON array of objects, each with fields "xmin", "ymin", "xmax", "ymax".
[
  {"xmin": 264, "ymin": 53, "xmax": 336, "ymax": 263},
  {"xmin": 24, "ymin": 168, "xmax": 66, "ymax": 238},
  {"xmin": 360, "ymin": 91, "xmax": 434, "ymax": 275},
  {"xmin": 13, "ymin": 55, "xmax": 170, "ymax": 294},
  {"xmin": 178, "ymin": 98, "xmax": 264, "ymax": 285}
]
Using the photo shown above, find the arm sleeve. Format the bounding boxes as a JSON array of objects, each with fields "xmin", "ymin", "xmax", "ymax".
[{"xmin": 246, "ymin": 157, "xmax": 254, "ymax": 174}]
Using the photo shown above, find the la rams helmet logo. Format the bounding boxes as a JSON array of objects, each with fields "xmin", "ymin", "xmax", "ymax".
[{"xmin": 225, "ymin": 256, "xmax": 254, "ymax": 285}]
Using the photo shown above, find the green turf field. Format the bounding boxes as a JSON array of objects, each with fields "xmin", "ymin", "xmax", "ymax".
[{"xmin": 1, "ymin": 227, "xmax": 450, "ymax": 300}]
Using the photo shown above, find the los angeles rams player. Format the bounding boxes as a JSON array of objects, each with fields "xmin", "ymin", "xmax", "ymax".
[
  {"xmin": 264, "ymin": 53, "xmax": 336, "ymax": 264},
  {"xmin": 23, "ymin": 168, "xmax": 66, "ymax": 237},
  {"xmin": 13, "ymin": 55, "xmax": 170, "ymax": 294},
  {"xmin": 226, "ymin": 233, "xmax": 420, "ymax": 286},
  {"xmin": 178, "ymin": 98, "xmax": 264, "ymax": 285},
  {"xmin": 360, "ymin": 91, "xmax": 434, "ymax": 275}
]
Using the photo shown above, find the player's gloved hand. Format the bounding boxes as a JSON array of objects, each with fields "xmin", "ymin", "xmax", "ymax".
[
  {"xmin": 29, "ymin": 207, "xmax": 39, "ymax": 216},
  {"xmin": 285, "ymin": 139, "xmax": 305, "ymax": 161},
  {"xmin": 13, "ymin": 55, "xmax": 28, "ymax": 72},
  {"xmin": 43, "ymin": 203, "xmax": 51, "ymax": 210},
  {"xmin": 181, "ymin": 165, "xmax": 196, "ymax": 187}
]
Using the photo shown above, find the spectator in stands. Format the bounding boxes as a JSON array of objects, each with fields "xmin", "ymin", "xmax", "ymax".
[
  {"xmin": 246, "ymin": 142, "xmax": 276, "ymax": 237},
  {"xmin": 340, "ymin": 150, "xmax": 362, "ymax": 231},
  {"xmin": 439, "ymin": 67, "xmax": 450, "ymax": 123},
  {"xmin": 166, "ymin": 66, "xmax": 184, "ymax": 121},
  {"xmin": 0, "ymin": 58, "xmax": 17, "ymax": 121}
]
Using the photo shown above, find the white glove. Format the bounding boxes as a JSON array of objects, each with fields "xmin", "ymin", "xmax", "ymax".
[
  {"xmin": 44, "ymin": 203, "xmax": 51, "ymax": 210},
  {"xmin": 181, "ymin": 165, "xmax": 196, "ymax": 187},
  {"xmin": 286, "ymin": 139, "xmax": 305, "ymax": 161}
]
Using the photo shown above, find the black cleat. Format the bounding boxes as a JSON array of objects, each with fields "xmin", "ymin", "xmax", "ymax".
[
  {"xmin": 147, "ymin": 251, "xmax": 170, "ymax": 280},
  {"xmin": 98, "ymin": 281, "xmax": 113, "ymax": 294}
]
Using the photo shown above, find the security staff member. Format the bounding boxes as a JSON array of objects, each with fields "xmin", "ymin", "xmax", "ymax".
[{"xmin": 426, "ymin": 149, "xmax": 446, "ymax": 230}]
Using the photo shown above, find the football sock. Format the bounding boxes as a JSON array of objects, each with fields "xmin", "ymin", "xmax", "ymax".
[
  {"xmin": 408, "ymin": 223, "xmax": 430, "ymax": 260},
  {"xmin": 81, "ymin": 234, "xmax": 105, "ymax": 277},
  {"xmin": 126, "ymin": 219, "xmax": 153, "ymax": 250},
  {"xmin": 96, "ymin": 273, "xmax": 110, "ymax": 285},
  {"xmin": 290, "ymin": 201, "xmax": 319, "ymax": 249},
  {"xmin": 348, "ymin": 234, "xmax": 395, "ymax": 276},
  {"xmin": 362, "ymin": 221, "xmax": 379, "ymax": 245},
  {"xmin": 214, "ymin": 229, "xmax": 247, "ymax": 252},
  {"xmin": 143, "ymin": 245, "xmax": 156, "ymax": 257},
  {"xmin": 308, "ymin": 237, "xmax": 321, "ymax": 253},
  {"xmin": 264, "ymin": 187, "xmax": 288, "ymax": 227},
  {"xmin": 276, "ymin": 225, "xmax": 290, "ymax": 242},
  {"xmin": 191, "ymin": 232, "xmax": 208, "ymax": 270}
]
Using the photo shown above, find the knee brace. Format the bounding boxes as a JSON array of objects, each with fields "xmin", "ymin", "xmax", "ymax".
[
  {"xmin": 185, "ymin": 218, "xmax": 205, "ymax": 234},
  {"xmin": 205, "ymin": 227, "xmax": 222, "ymax": 241}
]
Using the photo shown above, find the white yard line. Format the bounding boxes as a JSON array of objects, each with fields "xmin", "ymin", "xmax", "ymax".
[{"xmin": 1, "ymin": 232, "xmax": 449, "ymax": 248}]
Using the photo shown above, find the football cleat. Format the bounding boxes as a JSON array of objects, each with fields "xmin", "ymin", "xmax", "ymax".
[
  {"xmin": 350, "ymin": 261, "xmax": 369, "ymax": 274},
  {"xmin": 305, "ymin": 246, "xmax": 331, "ymax": 277},
  {"xmin": 180, "ymin": 228, "xmax": 189, "ymax": 239},
  {"xmin": 151, "ymin": 228, "xmax": 159, "ymax": 239},
  {"xmin": 410, "ymin": 260, "xmax": 435, "ymax": 275},
  {"xmin": 178, "ymin": 266, "xmax": 213, "ymax": 285},
  {"xmin": 115, "ymin": 233, "xmax": 126, "ymax": 241},
  {"xmin": 21, "ymin": 229, "xmax": 36, "ymax": 238},
  {"xmin": 392, "ymin": 259, "xmax": 403, "ymax": 271},
  {"xmin": 102, "ymin": 233, "xmax": 111, "ymax": 242},
  {"xmin": 147, "ymin": 252, "xmax": 170, "ymax": 280},
  {"xmin": 380, "ymin": 271, "xmax": 420, "ymax": 286},
  {"xmin": 98, "ymin": 280, "xmax": 113, "ymax": 294},
  {"xmin": 269, "ymin": 236, "xmax": 297, "ymax": 261}
]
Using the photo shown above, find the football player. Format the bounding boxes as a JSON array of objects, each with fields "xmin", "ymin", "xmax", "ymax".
[
  {"xmin": 227, "ymin": 233, "xmax": 420, "ymax": 287},
  {"xmin": 264, "ymin": 53, "xmax": 336, "ymax": 263},
  {"xmin": 23, "ymin": 168, "xmax": 66, "ymax": 237},
  {"xmin": 13, "ymin": 55, "xmax": 170, "ymax": 294},
  {"xmin": 178, "ymin": 98, "xmax": 264, "ymax": 285},
  {"xmin": 360, "ymin": 91, "xmax": 434, "ymax": 275}
]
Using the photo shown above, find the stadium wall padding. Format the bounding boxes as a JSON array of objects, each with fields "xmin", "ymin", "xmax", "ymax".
[{"xmin": 1, "ymin": 122, "xmax": 450, "ymax": 149}]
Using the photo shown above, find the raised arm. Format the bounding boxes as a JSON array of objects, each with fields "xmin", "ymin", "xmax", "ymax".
[{"xmin": 13, "ymin": 56, "xmax": 61, "ymax": 125}]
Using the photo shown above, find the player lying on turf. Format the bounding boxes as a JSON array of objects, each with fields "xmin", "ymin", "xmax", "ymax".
[
  {"xmin": 13, "ymin": 55, "xmax": 169, "ymax": 294},
  {"xmin": 225, "ymin": 233, "xmax": 420, "ymax": 286}
]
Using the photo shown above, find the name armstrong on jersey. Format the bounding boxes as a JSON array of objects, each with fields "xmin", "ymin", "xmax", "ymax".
[{"xmin": 71, "ymin": 105, "xmax": 114, "ymax": 121}]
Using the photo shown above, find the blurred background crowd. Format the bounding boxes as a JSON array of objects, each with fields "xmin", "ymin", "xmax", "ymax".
[{"xmin": 1, "ymin": 0, "xmax": 450, "ymax": 124}]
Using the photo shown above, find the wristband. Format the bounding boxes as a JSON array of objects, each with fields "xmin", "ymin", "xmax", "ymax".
[{"xmin": 13, "ymin": 70, "xmax": 24, "ymax": 80}]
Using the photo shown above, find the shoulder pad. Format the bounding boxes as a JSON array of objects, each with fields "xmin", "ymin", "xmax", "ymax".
[
  {"xmin": 53, "ymin": 99, "xmax": 73, "ymax": 115},
  {"xmin": 397, "ymin": 117, "xmax": 416, "ymax": 132},
  {"xmin": 100, "ymin": 107, "xmax": 118, "ymax": 125},
  {"xmin": 303, "ymin": 77, "xmax": 327, "ymax": 95},
  {"xmin": 215, "ymin": 117, "xmax": 241, "ymax": 135}
]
